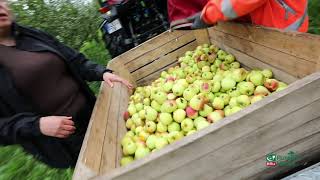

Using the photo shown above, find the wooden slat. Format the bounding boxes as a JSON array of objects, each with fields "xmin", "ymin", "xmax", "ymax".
[
  {"xmin": 210, "ymin": 38, "xmax": 297, "ymax": 83},
  {"xmin": 208, "ymin": 29, "xmax": 316, "ymax": 78},
  {"xmin": 167, "ymin": 99, "xmax": 320, "ymax": 180},
  {"xmin": 93, "ymin": 71, "xmax": 320, "ymax": 180},
  {"xmin": 137, "ymin": 61, "xmax": 179, "ymax": 86},
  {"xmin": 116, "ymin": 84, "xmax": 130, "ymax": 168},
  {"xmin": 193, "ymin": 29, "xmax": 210, "ymax": 45},
  {"xmin": 132, "ymin": 41, "xmax": 198, "ymax": 81},
  {"xmin": 126, "ymin": 32, "xmax": 196, "ymax": 72},
  {"xmin": 115, "ymin": 30, "xmax": 189, "ymax": 65},
  {"xmin": 100, "ymin": 83, "xmax": 122, "ymax": 174},
  {"xmin": 73, "ymin": 84, "xmax": 112, "ymax": 180},
  {"xmin": 213, "ymin": 22, "xmax": 320, "ymax": 64}
]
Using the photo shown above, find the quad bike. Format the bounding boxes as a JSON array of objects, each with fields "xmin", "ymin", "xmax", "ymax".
[{"xmin": 98, "ymin": 0, "xmax": 169, "ymax": 58}]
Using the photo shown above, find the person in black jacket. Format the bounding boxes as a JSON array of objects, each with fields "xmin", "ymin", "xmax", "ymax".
[{"xmin": 0, "ymin": 0, "xmax": 133, "ymax": 168}]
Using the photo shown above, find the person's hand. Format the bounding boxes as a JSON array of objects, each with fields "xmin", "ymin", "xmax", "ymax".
[
  {"xmin": 39, "ymin": 116, "xmax": 76, "ymax": 138},
  {"xmin": 187, "ymin": 12, "xmax": 212, "ymax": 29},
  {"xmin": 103, "ymin": 72, "xmax": 133, "ymax": 89}
]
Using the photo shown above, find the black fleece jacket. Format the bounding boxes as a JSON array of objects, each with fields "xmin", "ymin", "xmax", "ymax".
[{"xmin": 0, "ymin": 23, "xmax": 111, "ymax": 167}]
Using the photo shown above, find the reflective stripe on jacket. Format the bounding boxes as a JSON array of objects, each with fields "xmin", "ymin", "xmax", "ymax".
[{"xmin": 202, "ymin": 0, "xmax": 308, "ymax": 32}]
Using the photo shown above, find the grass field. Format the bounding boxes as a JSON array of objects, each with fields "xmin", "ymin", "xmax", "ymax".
[{"xmin": 0, "ymin": 5, "xmax": 319, "ymax": 179}]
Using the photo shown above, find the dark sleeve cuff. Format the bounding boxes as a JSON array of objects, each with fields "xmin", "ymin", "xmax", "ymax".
[{"xmin": 30, "ymin": 118, "xmax": 42, "ymax": 137}]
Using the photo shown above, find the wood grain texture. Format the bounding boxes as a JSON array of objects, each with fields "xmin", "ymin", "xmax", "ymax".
[
  {"xmin": 126, "ymin": 32, "xmax": 195, "ymax": 73},
  {"xmin": 193, "ymin": 29, "xmax": 210, "ymax": 45},
  {"xmin": 93, "ymin": 71, "xmax": 320, "ymax": 180},
  {"xmin": 209, "ymin": 28, "xmax": 316, "ymax": 78},
  {"xmin": 213, "ymin": 22, "xmax": 320, "ymax": 64}
]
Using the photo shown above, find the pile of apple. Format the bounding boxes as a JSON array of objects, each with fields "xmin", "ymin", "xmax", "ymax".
[{"xmin": 120, "ymin": 44, "xmax": 288, "ymax": 166}]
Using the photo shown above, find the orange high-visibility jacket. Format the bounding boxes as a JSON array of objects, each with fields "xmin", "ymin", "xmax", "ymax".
[{"xmin": 202, "ymin": 0, "xmax": 308, "ymax": 32}]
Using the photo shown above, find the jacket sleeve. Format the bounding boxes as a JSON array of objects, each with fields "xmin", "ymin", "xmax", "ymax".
[
  {"xmin": 0, "ymin": 113, "xmax": 42, "ymax": 145},
  {"xmin": 201, "ymin": 0, "xmax": 268, "ymax": 24},
  {"xmin": 34, "ymin": 28, "xmax": 113, "ymax": 82}
]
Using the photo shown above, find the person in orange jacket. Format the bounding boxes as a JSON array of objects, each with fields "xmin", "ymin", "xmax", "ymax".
[{"xmin": 187, "ymin": 0, "xmax": 309, "ymax": 32}]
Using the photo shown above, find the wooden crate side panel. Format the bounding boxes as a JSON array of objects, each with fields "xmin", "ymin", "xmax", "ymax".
[
  {"xmin": 127, "ymin": 31, "xmax": 196, "ymax": 73},
  {"xmin": 162, "ymin": 99, "xmax": 320, "ymax": 180},
  {"xmin": 210, "ymin": 38, "xmax": 297, "ymax": 83},
  {"xmin": 193, "ymin": 29, "xmax": 210, "ymax": 45},
  {"xmin": 108, "ymin": 59, "xmax": 137, "ymax": 87},
  {"xmin": 213, "ymin": 22, "xmax": 320, "ymax": 65},
  {"xmin": 115, "ymin": 30, "xmax": 189, "ymax": 65},
  {"xmin": 94, "ymin": 72, "xmax": 320, "ymax": 180},
  {"xmin": 208, "ymin": 28, "xmax": 316, "ymax": 78},
  {"xmin": 73, "ymin": 84, "xmax": 112, "ymax": 180}
]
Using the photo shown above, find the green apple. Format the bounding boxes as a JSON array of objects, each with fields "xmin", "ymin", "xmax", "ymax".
[
  {"xmin": 120, "ymin": 156, "xmax": 134, "ymax": 166},
  {"xmin": 212, "ymin": 97, "xmax": 224, "ymax": 110},
  {"xmin": 135, "ymin": 147, "xmax": 150, "ymax": 160},
  {"xmin": 176, "ymin": 98, "xmax": 188, "ymax": 109},
  {"xmin": 125, "ymin": 131, "xmax": 135, "ymax": 138},
  {"xmin": 145, "ymin": 121, "xmax": 156, "ymax": 133},
  {"xmin": 167, "ymin": 93, "xmax": 176, "ymax": 100},
  {"xmin": 157, "ymin": 122, "xmax": 168, "ymax": 133},
  {"xmin": 186, "ymin": 129, "xmax": 197, "ymax": 136},
  {"xmin": 262, "ymin": 69, "xmax": 273, "ymax": 79},
  {"xmin": 229, "ymin": 97, "xmax": 238, "ymax": 108},
  {"xmin": 202, "ymin": 66, "xmax": 211, "ymax": 72},
  {"xmin": 151, "ymin": 100, "xmax": 161, "ymax": 112},
  {"xmin": 231, "ymin": 68, "xmax": 247, "ymax": 82},
  {"xmin": 221, "ymin": 77, "xmax": 236, "ymax": 92},
  {"xmin": 230, "ymin": 61, "xmax": 241, "ymax": 69},
  {"xmin": 127, "ymin": 104, "xmax": 137, "ymax": 116},
  {"xmin": 163, "ymin": 81, "xmax": 174, "ymax": 93},
  {"xmin": 135, "ymin": 126, "xmax": 144, "ymax": 136},
  {"xmin": 176, "ymin": 79, "xmax": 189, "ymax": 88},
  {"xmin": 145, "ymin": 107, "xmax": 158, "ymax": 121},
  {"xmin": 217, "ymin": 50, "xmax": 227, "ymax": 60},
  {"xmin": 199, "ymin": 104, "xmax": 213, "ymax": 117},
  {"xmin": 224, "ymin": 105, "xmax": 232, "ymax": 117},
  {"xmin": 219, "ymin": 93, "xmax": 231, "ymax": 105},
  {"xmin": 139, "ymin": 131, "xmax": 150, "ymax": 141},
  {"xmin": 225, "ymin": 54, "xmax": 235, "ymax": 63},
  {"xmin": 146, "ymin": 135, "xmax": 157, "ymax": 150},
  {"xmin": 121, "ymin": 136, "xmax": 133, "ymax": 147},
  {"xmin": 229, "ymin": 90, "xmax": 241, "ymax": 97},
  {"xmin": 230, "ymin": 106, "xmax": 243, "ymax": 115},
  {"xmin": 172, "ymin": 83, "xmax": 186, "ymax": 96},
  {"xmin": 173, "ymin": 109, "xmax": 186, "ymax": 123},
  {"xmin": 155, "ymin": 137, "xmax": 169, "ymax": 150},
  {"xmin": 159, "ymin": 113, "xmax": 173, "ymax": 125},
  {"xmin": 219, "ymin": 62, "xmax": 230, "ymax": 71},
  {"xmin": 139, "ymin": 110, "xmax": 146, "ymax": 119},
  {"xmin": 196, "ymin": 120, "xmax": 210, "ymax": 130},
  {"xmin": 249, "ymin": 71, "xmax": 265, "ymax": 86},
  {"xmin": 181, "ymin": 118, "xmax": 194, "ymax": 132},
  {"xmin": 186, "ymin": 74, "xmax": 196, "ymax": 84},
  {"xmin": 167, "ymin": 131, "xmax": 184, "ymax": 144},
  {"xmin": 183, "ymin": 88, "xmax": 197, "ymax": 101},
  {"xmin": 237, "ymin": 95, "xmax": 251, "ymax": 107},
  {"xmin": 194, "ymin": 117, "xmax": 207, "ymax": 127},
  {"xmin": 160, "ymin": 100, "xmax": 177, "ymax": 113},
  {"xmin": 135, "ymin": 103, "xmax": 144, "ymax": 112},
  {"xmin": 210, "ymin": 64, "xmax": 218, "ymax": 72},
  {"xmin": 126, "ymin": 118, "xmax": 134, "ymax": 129},
  {"xmin": 213, "ymin": 73, "xmax": 223, "ymax": 82},
  {"xmin": 154, "ymin": 91, "xmax": 167, "ymax": 104},
  {"xmin": 238, "ymin": 82, "xmax": 255, "ymax": 96},
  {"xmin": 254, "ymin": 86, "xmax": 270, "ymax": 96},
  {"xmin": 207, "ymin": 92, "xmax": 215, "ymax": 103},
  {"xmin": 168, "ymin": 122, "xmax": 181, "ymax": 133},
  {"xmin": 123, "ymin": 140, "xmax": 137, "ymax": 155},
  {"xmin": 202, "ymin": 71, "xmax": 213, "ymax": 80}
]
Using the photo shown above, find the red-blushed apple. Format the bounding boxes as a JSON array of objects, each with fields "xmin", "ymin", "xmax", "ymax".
[
  {"xmin": 207, "ymin": 110, "xmax": 225, "ymax": 123},
  {"xmin": 264, "ymin": 79, "xmax": 279, "ymax": 92},
  {"xmin": 135, "ymin": 146, "xmax": 150, "ymax": 160},
  {"xmin": 176, "ymin": 98, "xmax": 188, "ymax": 109},
  {"xmin": 120, "ymin": 156, "xmax": 134, "ymax": 167},
  {"xmin": 123, "ymin": 111, "xmax": 130, "ymax": 121},
  {"xmin": 145, "ymin": 121, "xmax": 157, "ymax": 133},
  {"xmin": 238, "ymin": 82, "xmax": 255, "ymax": 96},
  {"xmin": 156, "ymin": 122, "xmax": 168, "ymax": 133},
  {"xmin": 200, "ymin": 53, "xmax": 208, "ymax": 61},
  {"xmin": 146, "ymin": 135, "xmax": 158, "ymax": 150},
  {"xmin": 190, "ymin": 95, "xmax": 205, "ymax": 110},
  {"xmin": 251, "ymin": 95, "xmax": 264, "ymax": 104},
  {"xmin": 254, "ymin": 86, "xmax": 270, "ymax": 96},
  {"xmin": 173, "ymin": 109, "xmax": 186, "ymax": 123},
  {"xmin": 212, "ymin": 97, "xmax": 224, "ymax": 110},
  {"xmin": 181, "ymin": 118, "xmax": 194, "ymax": 132},
  {"xmin": 237, "ymin": 95, "xmax": 251, "ymax": 107},
  {"xmin": 262, "ymin": 69, "xmax": 273, "ymax": 79},
  {"xmin": 168, "ymin": 122, "xmax": 181, "ymax": 133},
  {"xmin": 200, "ymin": 82, "xmax": 212, "ymax": 94},
  {"xmin": 219, "ymin": 62, "xmax": 230, "ymax": 71},
  {"xmin": 186, "ymin": 106, "xmax": 199, "ymax": 119}
]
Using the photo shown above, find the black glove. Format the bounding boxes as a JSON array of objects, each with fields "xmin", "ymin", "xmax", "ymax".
[{"xmin": 187, "ymin": 12, "xmax": 211, "ymax": 29}]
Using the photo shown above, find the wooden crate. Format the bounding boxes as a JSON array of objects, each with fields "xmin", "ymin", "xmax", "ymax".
[{"xmin": 73, "ymin": 22, "xmax": 320, "ymax": 180}]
